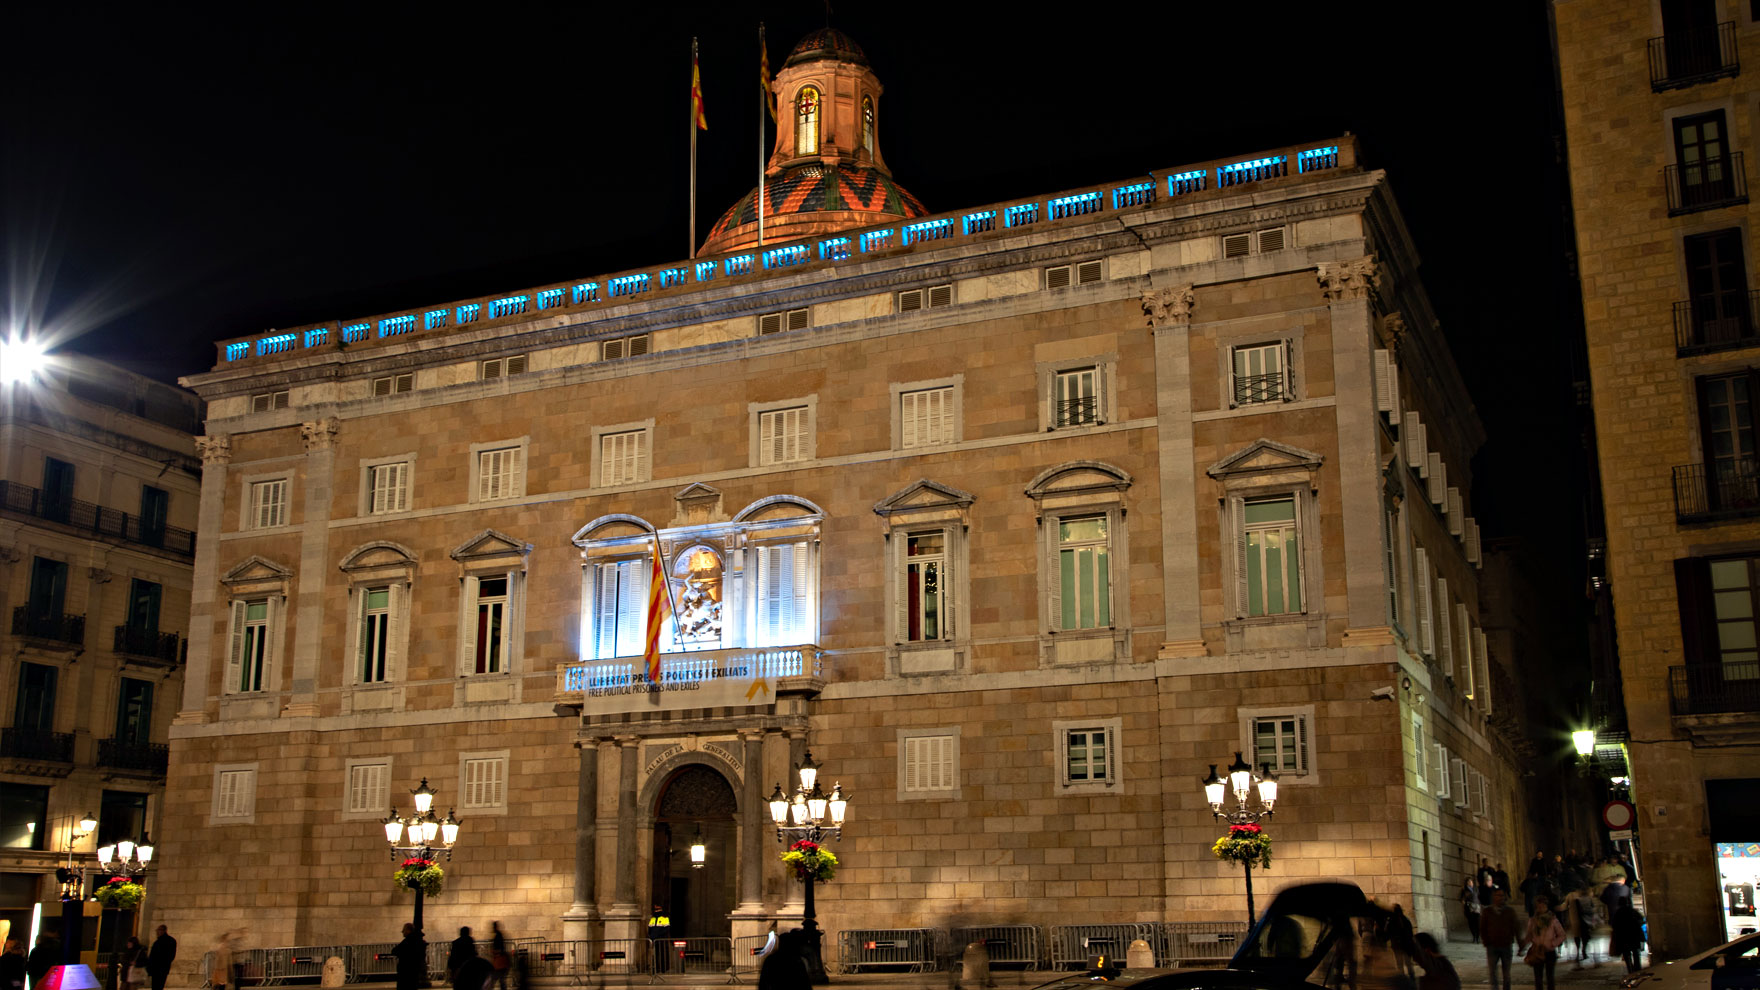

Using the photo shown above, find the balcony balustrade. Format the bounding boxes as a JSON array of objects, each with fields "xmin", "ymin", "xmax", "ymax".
[
  {"xmin": 0, "ymin": 727, "xmax": 75, "ymax": 763},
  {"xmin": 11, "ymin": 606, "xmax": 85, "ymax": 647},
  {"xmin": 1674, "ymin": 290, "xmax": 1760, "ymax": 355},
  {"xmin": 1665, "ymin": 152, "xmax": 1749, "ymax": 216},
  {"xmin": 1233, "ymin": 372, "xmax": 1286, "ymax": 406},
  {"xmin": 1674, "ymin": 459, "xmax": 1760, "ymax": 523},
  {"xmin": 557, "ymin": 645, "xmax": 821, "ymax": 716},
  {"xmin": 97, "ymin": 738, "xmax": 170, "ymax": 775},
  {"xmin": 1649, "ymin": 22, "xmax": 1739, "ymax": 91},
  {"xmin": 0, "ymin": 480, "xmax": 195, "ymax": 556},
  {"xmin": 1055, "ymin": 396, "xmax": 1099, "ymax": 427},
  {"xmin": 113, "ymin": 625, "xmax": 184, "ymax": 664}
]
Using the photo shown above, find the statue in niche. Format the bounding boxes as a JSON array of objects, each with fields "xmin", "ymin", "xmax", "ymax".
[{"xmin": 670, "ymin": 548, "xmax": 724, "ymax": 648}]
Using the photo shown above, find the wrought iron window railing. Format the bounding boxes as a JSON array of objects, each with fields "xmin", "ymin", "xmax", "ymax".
[
  {"xmin": 113, "ymin": 625, "xmax": 184, "ymax": 664},
  {"xmin": 1055, "ymin": 396, "xmax": 1099, "ymax": 427},
  {"xmin": 1673, "ymin": 458, "xmax": 1760, "ymax": 523},
  {"xmin": 1648, "ymin": 22, "xmax": 1739, "ymax": 91},
  {"xmin": 1669, "ymin": 662, "xmax": 1760, "ymax": 716},
  {"xmin": 11, "ymin": 606, "xmax": 85, "ymax": 646},
  {"xmin": 1665, "ymin": 152, "xmax": 1748, "ymax": 216},
  {"xmin": 1233, "ymin": 372, "xmax": 1286, "ymax": 405},
  {"xmin": 98, "ymin": 738, "xmax": 170, "ymax": 775},
  {"xmin": 0, "ymin": 480, "xmax": 195, "ymax": 556},
  {"xmin": 0, "ymin": 727, "xmax": 75, "ymax": 763},
  {"xmin": 1673, "ymin": 290, "xmax": 1760, "ymax": 355}
]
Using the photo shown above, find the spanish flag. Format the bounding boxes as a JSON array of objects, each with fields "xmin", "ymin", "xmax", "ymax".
[
  {"xmin": 692, "ymin": 46, "xmax": 708, "ymax": 131},
  {"xmin": 643, "ymin": 547, "xmax": 670, "ymax": 683}
]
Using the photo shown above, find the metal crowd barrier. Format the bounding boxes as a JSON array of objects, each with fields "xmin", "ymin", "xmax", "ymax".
[
  {"xmin": 584, "ymin": 938, "xmax": 650, "ymax": 978},
  {"xmin": 648, "ymin": 937, "xmax": 734, "ymax": 983},
  {"xmin": 1158, "ymin": 922, "xmax": 1246, "ymax": 965},
  {"xmin": 835, "ymin": 929, "xmax": 938, "ymax": 973},
  {"xmin": 200, "ymin": 952, "xmax": 214, "ymax": 987},
  {"xmin": 523, "ymin": 941, "xmax": 592, "ymax": 985},
  {"xmin": 261, "ymin": 946, "xmax": 348, "ymax": 985},
  {"xmin": 1047, "ymin": 924, "xmax": 1156, "ymax": 970},
  {"xmin": 949, "ymin": 926, "xmax": 1040, "ymax": 970},
  {"xmin": 730, "ymin": 936, "xmax": 771, "ymax": 981},
  {"xmin": 348, "ymin": 944, "xmax": 399, "ymax": 983}
]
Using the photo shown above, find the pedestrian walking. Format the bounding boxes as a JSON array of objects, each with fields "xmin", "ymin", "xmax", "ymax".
[
  {"xmin": 148, "ymin": 926, "xmax": 177, "ymax": 990},
  {"xmin": 209, "ymin": 933, "xmax": 235, "ymax": 990},
  {"xmin": 1386, "ymin": 904, "xmax": 1417, "ymax": 980},
  {"xmin": 1564, "ymin": 889, "xmax": 1596, "ymax": 966},
  {"xmin": 1481, "ymin": 888, "xmax": 1521, "ymax": 990},
  {"xmin": 1494, "ymin": 862, "xmax": 1511, "ymax": 897},
  {"xmin": 392, "ymin": 923, "xmax": 426, "ymax": 990},
  {"xmin": 1412, "ymin": 933, "xmax": 1461, "ymax": 990},
  {"xmin": 1611, "ymin": 903, "xmax": 1646, "ymax": 974},
  {"xmin": 25, "ymin": 936, "xmax": 55, "ymax": 990},
  {"xmin": 448, "ymin": 928, "xmax": 477, "ymax": 982},
  {"xmin": 1520, "ymin": 894, "xmax": 1566, "ymax": 990},
  {"xmin": 757, "ymin": 930, "xmax": 811, "ymax": 990},
  {"xmin": 2, "ymin": 941, "xmax": 26, "ymax": 990},
  {"xmin": 121, "ymin": 936, "xmax": 148, "ymax": 990},
  {"xmin": 1600, "ymin": 874, "xmax": 1633, "ymax": 918},
  {"xmin": 488, "ymin": 922, "xmax": 509, "ymax": 990},
  {"xmin": 1460, "ymin": 875, "xmax": 1482, "ymax": 943},
  {"xmin": 1478, "ymin": 858, "xmax": 1498, "ymax": 905}
]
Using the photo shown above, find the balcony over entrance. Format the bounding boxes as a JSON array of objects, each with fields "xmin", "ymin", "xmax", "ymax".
[{"xmin": 556, "ymin": 645, "xmax": 821, "ymax": 717}]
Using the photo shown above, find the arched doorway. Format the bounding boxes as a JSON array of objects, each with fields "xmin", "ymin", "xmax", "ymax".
[{"xmin": 651, "ymin": 764, "xmax": 738, "ymax": 938}]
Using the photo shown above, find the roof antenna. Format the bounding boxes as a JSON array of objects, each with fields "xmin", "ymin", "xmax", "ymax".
[{"xmin": 824, "ymin": 0, "xmax": 832, "ymax": 28}]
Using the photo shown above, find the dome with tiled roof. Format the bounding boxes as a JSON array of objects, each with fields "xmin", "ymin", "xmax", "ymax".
[
  {"xmin": 785, "ymin": 27, "xmax": 868, "ymax": 68},
  {"xmin": 700, "ymin": 28, "xmax": 923, "ymax": 256}
]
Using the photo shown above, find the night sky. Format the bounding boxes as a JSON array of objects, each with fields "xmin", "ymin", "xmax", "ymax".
[{"xmin": 5, "ymin": 4, "xmax": 1578, "ymax": 571}]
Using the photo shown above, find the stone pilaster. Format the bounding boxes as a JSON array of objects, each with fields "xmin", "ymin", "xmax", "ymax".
[
  {"xmin": 561, "ymin": 737, "xmax": 600, "ymax": 939},
  {"xmin": 604, "ymin": 736, "xmax": 644, "ymax": 944},
  {"xmin": 1144, "ymin": 286, "xmax": 1206, "ymax": 658},
  {"xmin": 729, "ymin": 729, "xmax": 771, "ymax": 945},
  {"xmin": 284, "ymin": 419, "xmax": 338, "ymax": 717},
  {"xmin": 176, "ymin": 434, "xmax": 230, "ymax": 725},
  {"xmin": 1319, "ymin": 258, "xmax": 1394, "ymax": 638}
]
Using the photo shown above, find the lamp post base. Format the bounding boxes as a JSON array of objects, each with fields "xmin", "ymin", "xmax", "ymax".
[{"xmin": 801, "ymin": 875, "xmax": 829, "ymax": 985}]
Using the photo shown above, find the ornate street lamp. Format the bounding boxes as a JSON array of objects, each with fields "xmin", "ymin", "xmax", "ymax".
[
  {"xmin": 1202, "ymin": 752, "xmax": 1279, "ymax": 925},
  {"xmin": 769, "ymin": 752, "xmax": 850, "ymax": 985},
  {"xmin": 689, "ymin": 827, "xmax": 707, "ymax": 869},
  {"xmin": 381, "ymin": 778, "xmax": 462, "ymax": 935}
]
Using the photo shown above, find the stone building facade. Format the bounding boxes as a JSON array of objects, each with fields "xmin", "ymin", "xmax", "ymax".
[
  {"xmin": 1553, "ymin": 0, "xmax": 1760, "ymax": 955},
  {"xmin": 156, "ymin": 31, "xmax": 1526, "ymax": 969},
  {"xmin": 0, "ymin": 356, "xmax": 201, "ymax": 952}
]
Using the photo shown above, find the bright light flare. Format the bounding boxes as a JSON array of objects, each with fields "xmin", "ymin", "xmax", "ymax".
[{"xmin": 0, "ymin": 336, "xmax": 50, "ymax": 385}]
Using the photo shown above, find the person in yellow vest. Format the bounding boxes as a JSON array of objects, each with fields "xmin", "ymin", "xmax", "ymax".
[{"xmin": 647, "ymin": 907, "xmax": 672, "ymax": 974}]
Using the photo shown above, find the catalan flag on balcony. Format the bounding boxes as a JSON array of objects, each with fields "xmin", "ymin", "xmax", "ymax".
[{"xmin": 644, "ymin": 546, "xmax": 670, "ymax": 683}]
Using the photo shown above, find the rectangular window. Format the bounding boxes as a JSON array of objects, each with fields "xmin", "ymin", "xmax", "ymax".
[
  {"xmin": 368, "ymin": 462, "xmax": 409, "ymax": 514},
  {"xmin": 359, "ymin": 587, "xmax": 391, "ymax": 683},
  {"xmin": 902, "ymin": 734, "xmax": 956, "ymax": 793},
  {"xmin": 139, "ymin": 485, "xmax": 169, "ymax": 547},
  {"xmin": 476, "ymin": 447, "xmax": 522, "ymax": 501},
  {"xmin": 462, "ymin": 756, "xmax": 507, "ymax": 809},
  {"xmin": 126, "ymin": 579, "xmax": 161, "ymax": 639},
  {"xmin": 474, "ymin": 578, "xmax": 508, "ymax": 674},
  {"xmin": 27, "ymin": 556, "xmax": 67, "ymax": 621},
  {"xmin": 1709, "ymin": 557, "xmax": 1760, "ymax": 677},
  {"xmin": 1384, "ymin": 509, "xmax": 1401, "ymax": 628},
  {"xmin": 1054, "ymin": 367, "xmax": 1099, "ymax": 426},
  {"xmin": 1231, "ymin": 342, "xmax": 1288, "ymax": 405},
  {"xmin": 758, "ymin": 406, "xmax": 810, "ymax": 465},
  {"xmin": 592, "ymin": 559, "xmax": 648, "ymax": 659},
  {"xmin": 42, "ymin": 457, "xmax": 74, "ymax": 523},
  {"xmin": 756, "ymin": 541, "xmax": 811, "ymax": 646},
  {"xmin": 114, "ymin": 678, "xmax": 153, "ymax": 748},
  {"xmin": 1057, "ymin": 515, "xmax": 1111, "ymax": 630},
  {"xmin": 600, "ymin": 430, "xmax": 649, "ymax": 486},
  {"xmin": 901, "ymin": 386, "xmax": 955, "ymax": 448},
  {"xmin": 1684, "ymin": 229, "xmax": 1752, "ymax": 346},
  {"xmin": 249, "ymin": 479, "xmax": 288, "ymax": 528},
  {"xmin": 1432, "ymin": 743, "xmax": 1451, "ymax": 798},
  {"xmin": 1674, "ymin": 109, "xmax": 1734, "ymax": 209},
  {"xmin": 346, "ymin": 763, "xmax": 389, "ymax": 814},
  {"xmin": 1415, "ymin": 547, "xmax": 1435, "ymax": 655},
  {"xmin": 1244, "ymin": 497, "xmax": 1301, "ymax": 616},
  {"xmin": 98, "ymin": 790, "xmax": 147, "ymax": 847},
  {"xmin": 1450, "ymin": 758, "xmax": 1469, "ymax": 808},
  {"xmin": 1436, "ymin": 578, "xmax": 1454, "ymax": 676},
  {"xmin": 1250, "ymin": 714, "xmax": 1309, "ymax": 775},
  {"xmin": 214, "ymin": 768, "xmax": 256, "ymax": 819},
  {"xmin": 1064, "ymin": 727, "xmax": 1113, "ymax": 783},
  {"xmin": 232, "ymin": 599, "xmax": 270, "ymax": 692},
  {"xmin": 1698, "ymin": 371, "xmax": 1760, "ymax": 514},
  {"xmin": 905, "ymin": 532, "xmax": 947, "ymax": 641},
  {"xmin": 1411, "ymin": 713, "xmax": 1429, "ymax": 791},
  {"xmin": 0, "ymin": 783, "xmax": 49, "ymax": 849},
  {"xmin": 14, "ymin": 662, "xmax": 57, "ymax": 734}
]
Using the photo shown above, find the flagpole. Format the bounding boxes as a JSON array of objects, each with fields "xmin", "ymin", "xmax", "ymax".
[
  {"xmin": 690, "ymin": 36, "xmax": 699, "ymax": 259},
  {"xmin": 651, "ymin": 534, "xmax": 685, "ymax": 640},
  {"xmin": 758, "ymin": 22, "xmax": 767, "ymax": 248}
]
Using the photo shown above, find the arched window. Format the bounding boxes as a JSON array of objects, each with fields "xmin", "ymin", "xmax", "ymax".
[
  {"xmin": 862, "ymin": 96, "xmax": 874, "ymax": 155},
  {"xmin": 796, "ymin": 86, "xmax": 821, "ymax": 156}
]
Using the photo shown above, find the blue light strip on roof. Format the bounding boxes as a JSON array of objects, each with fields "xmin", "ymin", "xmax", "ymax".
[
  {"xmin": 1112, "ymin": 181, "xmax": 1154, "ymax": 210},
  {"xmin": 1297, "ymin": 146, "xmax": 1340, "ymax": 172},
  {"xmin": 860, "ymin": 229, "xmax": 893, "ymax": 252},
  {"xmin": 609, "ymin": 274, "xmax": 650, "ymax": 296},
  {"xmin": 659, "ymin": 268, "xmax": 689, "ymax": 288},
  {"xmin": 304, "ymin": 328, "xmax": 329, "ymax": 348},
  {"xmin": 1048, "ymin": 191, "xmax": 1101, "ymax": 219},
  {"xmin": 425, "ymin": 309, "xmax": 448, "ymax": 330},
  {"xmin": 764, "ymin": 244, "xmax": 809, "ymax": 269},
  {"xmin": 341, "ymin": 323, "xmax": 370, "ymax": 343},
  {"xmin": 489, "ymin": 295, "xmax": 528, "ymax": 318},
  {"xmin": 963, "ymin": 211, "xmax": 996, "ymax": 235},
  {"xmin": 695, "ymin": 261, "xmax": 717, "ymax": 281},
  {"xmin": 1005, "ymin": 203, "xmax": 1040, "ymax": 227},
  {"xmin": 225, "ymin": 342, "xmax": 249, "ymax": 361},
  {"xmin": 572, "ymin": 283, "xmax": 599, "ymax": 304},
  {"xmin": 456, "ymin": 304, "xmax": 481, "ymax": 323},
  {"xmin": 1167, "ymin": 169, "xmax": 1207, "ymax": 196},
  {"xmin": 724, "ymin": 255, "xmax": 754, "ymax": 276},
  {"xmin": 902, "ymin": 218, "xmax": 954, "ymax": 245},
  {"xmin": 379, "ymin": 315, "xmax": 416, "ymax": 338},
  {"xmin": 1217, "ymin": 155, "xmax": 1288, "ymax": 187},
  {"xmin": 536, "ymin": 288, "xmax": 564, "ymax": 310},
  {"xmin": 819, "ymin": 237, "xmax": 850, "ymax": 261},
  {"xmin": 256, "ymin": 333, "xmax": 297, "ymax": 356}
]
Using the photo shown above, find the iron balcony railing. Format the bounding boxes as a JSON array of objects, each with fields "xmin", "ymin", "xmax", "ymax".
[
  {"xmin": 113, "ymin": 625, "xmax": 183, "ymax": 664},
  {"xmin": 97, "ymin": 738, "xmax": 170, "ymax": 775},
  {"xmin": 0, "ymin": 727, "xmax": 75, "ymax": 763},
  {"xmin": 1668, "ymin": 662, "xmax": 1760, "ymax": 716},
  {"xmin": 0, "ymin": 480, "xmax": 195, "ymax": 557},
  {"xmin": 1054, "ymin": 396, "xmax": 1099, "ymax": 427},
  {"xmin": 1674, "ymin": 459, "xmax": 1760, "ymax": 523},
  {"xmin": 1666, "ymin": 152, "xmax": 1749, "ymax": 216},
  {"xmin": 1673, "ymin": 290, "xmax": 1760, "ymax": 355},
  {"xmin": 1649, "ymin": 22, "xmax": 1740, "ymax": 91},
  {"xmin": 11, "ymin": 606, "xmax": 86, "ymax": 647},
  {"xmin": 1233, "ymin": 372, "xmax": 1286, "ymax": 405}
]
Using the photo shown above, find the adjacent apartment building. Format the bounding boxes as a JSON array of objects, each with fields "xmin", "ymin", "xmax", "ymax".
[
  {"xmin": 155, "ymin": 29, "xmax": 1530, "ymax": 968},
  {"xmin": 1554, "ymin": 0, "xmax": 1760, "ymax": 955},
  {"xmin": 0, "ymin": 355, "xmax": 201, "ymax": 952}
]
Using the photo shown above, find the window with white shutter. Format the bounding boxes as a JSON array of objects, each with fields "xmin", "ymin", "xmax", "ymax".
[
  {"xmin": 1404, "ymin": 412, "xmax": 1426, "ymax": 471},
  {"xmin": 213, "ymin": 766, "xmax": 257, "ymax": 821},
  {"xmin": 475, "ymin": 446, "xmax": 523, "ymax": 501},
  {"xmin": 758, "ymin": 406, "xmax": 810, "ymax": 465},
  {"xmin": 1472, "ymin": 628, "xmax": 1491, "ymax": 710},
  {"xmin": 1431, "ymin": 743, "xmax": 1451, "ymax": 797},
  {"xmin": 1427, "ymin": 455, "xmax": 1444, "ymax": 502},
  {"xmin": 1435, "ymin": 577, "xmax": 1453, "ymax": 676},
  {"xmin": 346, "ymin": 762, "xmax": 389, "ymax": 814},
  {"xmin": 1230, "ymin": 342, "xmax": 1289, "ymax": 406},
  {"xmin": 372, "ymin": 374, "xmax": 413, "ymax": 396},
  {"xmin": 1056, "ymin": 718, "xmax": 1122, "ymax": 790},
  {"xmin": 248, "ymin": 479, "xmax": 288, "ymax": 529},
  {"xmin": 1447, "ymin": 488, "xmax": 1464, "ymax": 536},
  {"xmin": 229, "ymin": 598, "xmax": 273, "ymax": 693},
  {"xmin": 599, "ymin": 429, "xmax": 650, "ymax": 486},
  {"xmin": 358, "ymin": 587, "xmax": 392, "ymax": 683},
  {"xmin": 368, "ymin": 462, "xmax": 409, "ymax": 514},
  {"xmin": 1457, "ymin": 605, "xmax": 1473, "ymax": 691},
  {"xmin": 900, "ymin": 386, "xmax": 955, "ymax": 448},
  {"xmin": 1466, "ymin": 519, "xmax": 1482, "ymax": 565},
  {"xmin": 1415, "ymin": 547, "xmax": 1434, "ymax": 655},
  {"xmin": 902, "ymin": 531, "xmax": 950, "ymax": 642},
  {"xmin": 1250, "ymin": 714, "xmax": 1309, "ymax": 775},
  {"xmin": 591, "ymin": 559, "xmax": 648, "ymax": 659},
  {"xmin": 1411, "ymin": 713, "xmax": 1429, "ymax": 791},
  {"xmin": 901, "ymin": 733, "xmax": 957, "ymax": 794},
  {"xmin": 461, "ymin": 756, "xmax": 508, "ymax": 809},
  {"xmin": 1054, "ymin": 367, "xmax": 1101, "ymax": 426},
  {"xmin": 755, "ymin": 540, "xmax": 813, "ymax": 646},
  {"xmin": 1450, "ymin": 758, "xmax": 1470, "ymax": 808},
  {"xmin": 251, "ymin": 391, "xmax": 290, "ymax": 412}
]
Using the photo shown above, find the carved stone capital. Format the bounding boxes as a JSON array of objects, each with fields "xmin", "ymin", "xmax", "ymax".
[
  {"xmin": 88, "ymin": 567, "xmax": 112, "ymax": 584},
  {"xmin": 1383, "ymin": 312, "xmax": 1409, "ymax": 357},
  {"xmin": 1318, "ymin": 256, "xmax": 1379, "ymax": 301},
  {"xmin": 1141, "ymin": 284, "xmax": 1196, "ymax": 328},
  {"xmin": 195, "ymin": 434, "xmax": 232, "ymax": 465},
  {"xmin": 300, "ymin": 418, "xmax": 340, "ymax": 451}
]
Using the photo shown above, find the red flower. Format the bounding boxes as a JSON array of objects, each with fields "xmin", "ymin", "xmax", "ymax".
[
  {"xmin": 106, "ymin": 877, "xmax": 128, "ymax": 885},
  {"xmin": 789, "ymin": 840, "xmax": 819, "ymax": 853},
  {"xmin": 401, "ymin": 858, "xmax": 434, "ymax": 869},
  {"xmin": 1230, "ymin": 824, "xmax": 1262, "ymax": 835}
]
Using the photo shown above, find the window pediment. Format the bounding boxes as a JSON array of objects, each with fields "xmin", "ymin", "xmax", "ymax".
[
  {"xmin": 450, "ymin": 529, "xmax": 533, "ymax": 567},
  {"xmin": 1024, "ymin": 461, "xmax": 1133, "ymax": 503},
  {"xmin": 339, "ymin": 541, "xmax": 418, "ymax": 573},
  {"xmin": 573, "ymin": 514, "xmax": 656, "ymax": 548},
  {"xmin": 220, "ymin": 555, "xmax": 293, "ymax": 589},
  {"xmin": 874, "ymin": 479, "xmax": 976, "ymax": 518},
  {"xmin": 733, "ymin": 494, "xmax": 825, "ymax": 523},
  {"xmin": 1207, "ymin": 439, "xmax": 1324, "ymax": 481}
]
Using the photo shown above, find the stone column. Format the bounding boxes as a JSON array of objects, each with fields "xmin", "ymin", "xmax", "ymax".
[
  {"xmin": 1143, "ymin": 286, "xmax": 1207, "ymax": 658},
  {"xmin": 1320, "ymin": 258, "xmax": 1396, "ymax": 642},
  {"xmin": 562, "ymin": 738, "xmax": 601, "ymax": 939},
  {"xmin": 605, "ymin": 735, "xmax": 644, "ymax": 944},
  {"xmin": 729, "ymin": 729, "xmax": 769, "ymax": 944},
  {"xmin": 284, "ymin": 419, "xmax": 339, "ymax": 716},
  {"xmin": 176, "ymin": 435, "xmax": 231, "ymax": 725}
]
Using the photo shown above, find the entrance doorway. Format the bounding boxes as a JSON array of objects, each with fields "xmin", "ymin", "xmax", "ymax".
[{"xmin": 651, "ymin": 764, "xmax": 738, "ymax": 938}]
